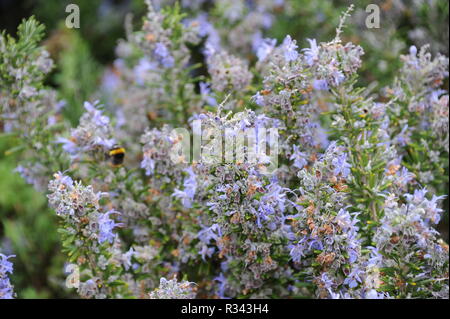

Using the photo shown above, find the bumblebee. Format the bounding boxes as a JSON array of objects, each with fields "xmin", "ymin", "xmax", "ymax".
[
  {"xmin": 108, "ymin": 145, "xmax": 125, "ymax": 167},
  {"xmin": 359, "ymin": 108, "xmax": 369, "ymax": 118}
]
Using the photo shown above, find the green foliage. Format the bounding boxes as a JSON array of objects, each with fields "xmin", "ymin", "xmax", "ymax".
[
  {"xmin": 0, "ymin": 138, "xmax": 72, "ymax": 298},
  {"xmin": 0, "ymin": 16, "xmax": 47, "ymax": 89},
  {"xmin": 53, "ymin": 27, "xmax": 101, "ymax": 126}
]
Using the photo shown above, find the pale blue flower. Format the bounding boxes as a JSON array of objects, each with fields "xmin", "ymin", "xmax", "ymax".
[
  {"xmin": 214, "ymin": 273, "xmax": 229, "ymax": 299},
  {"xmin": 343, "ymin": 267, "xmax": 363, "ymax": 288},
  {"xmin": 290, "ymin": 145, "xmax": 308, "ymax": 169},
  {"xmin": 365, "ymin": 289, "xmax": 384, "ymax": 299},
  {"xmin": 303, "ymin": 38, "xmax": 319, "ymax": 66},
  {"xmin": 319, "ymin": 273, "xmax": 334, "ymax": 290},
  {"xmin": 289, "ymin": 236, "xmax": 322, "ymax": 263},
  {"xmin": 252, "ymin": 91, "xmax": 265, "ymax": 106},
  {"xmin": 56, "ymin": 137, "xmax": 78, "ymax": 155},
  {"xmin": 98, "ymin": 210, "xmax": 122, "ymax": 244},
  {"xmin": 313, "ymin": 79, "xmax": 329, "ymax": 91},
  {"xmin": 0, "ymin": 254, "xmax": 14, "ymax": 275},
  {"xmin": 197, "ymin": 224, "xmax": 221, "ymax": 244},
  {"xmin": 288, "ymin": 242, "xmax": 307, "ymax": 263},
  {"xmin": 122, "ymin": 247, "xmax": 135, "ymax": 271},
  {"xmin": 154, "ymin": 42, "xmax": 175, "ymax": 68},
  {"xmin": 282, "ymin": 35, "xmax": 299, "ymax": 62},
  {"xmin": 256, "ymin": 37, "xmax": 277, "ymax": 62},
  {"xmin": 332, "ymin": 153, "xmax": 351, "ymax": 178},
  {"xmin": 141, "ymin": 156, "xmax": 156, "ymax": 176},
  {"xmin": 330, "ymin": 69, "xmax": 345, "ymax": 86},
  {"xmin": 133, "ymin": 58, "xmax": 156, "ymax": 85},
  {"xmin": 84, "ymin": 101, "xmax": 110, "ymax": 127},
  {"xmin": 199, "ymin": 245, "xmax": 215, "ymax": 261},
  {"xmin": 199, "ymin": 82, "xmax": 217, "ymax": 106},
  {"xmin": 395, "ymin": 124, "xmax": 411, "ymax": 146},
  {"xmin": 0, "ymin": 254, "xmax": 15, "ymax": 299},
  {"xmin": 173, "ymin": 167, "xmax": 197, "ymax": 208}
]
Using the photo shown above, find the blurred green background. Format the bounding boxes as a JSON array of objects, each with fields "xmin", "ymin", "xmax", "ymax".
[{"xmin": 0, "ymin": 0, "xmax": 448, "ymax": 298}]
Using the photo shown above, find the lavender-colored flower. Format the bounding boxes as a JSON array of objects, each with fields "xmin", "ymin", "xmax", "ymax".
[
  {"xmin": 149, "ymin": 277, "xmax": 196, "ymax": 299},
  {"xmin": 345, "ymin": 235, "xmax": 361, "ymax": 264},
  {"xmin": 0, "ymin": 254, "xmax": 15, "ymax": 299},
  {"xmin": 154, "ymin": 42, "xmax": 175, "ymax": 68},
  {"xmin": 395, "ymin": 125, "xmax": 411, "ymax": 147},
  {"xmin": 3, "ymin": 5, "xmax": 449, "ymax": 300},
  {"xmin": 121, "ymin": 247, "xmax": 135, "ymax": 270},
  {"xmin": 282, "ymin": 35, "xmax": 299, "ymax": 62},
  {"xmin": 365, "ymin": 289, "xmax": 384, "ymax": 299},
  {"xmin": 58, "ymin": 173, "xmax": 74, "ymax": 188},
  {"xmin": 343, "ymin": 267, "xmax": 364, "ymax": 288},
  {"xmin": 84, "ymin": 101, "xmax": 110, "ymax": 127},
  {"xmin": 55, "ymin": 137, "xmax": 78, "ymax": 155},
  {"xmin": 366, "ymin": 248, "xmax": 382, "ymax": 268},
  {"xmin": 313, "ymin": 79, "xmax": 329, "ymax": 91},
  {"xmin": 94, "ymin": 136, "xmax": 116, "ymax": 149},
  {"xmin": 98, "ymin": 210, "xmax": 122, "ymax": 244},
  {"xmin": 214, "ymin": 273, "xmax": 229, "ymax": 299},
  {"xmin": 334, "ymin": 208, "xmax": 357, "ymax": 230},
  {"xmin": 141, "ymin": 156, "xmax": 156, "ymax": 176},
  {"xmin": 173, "ymin": 167, "xmax": 197, "ymax": 208},
  {"xmin": 101, "ymin": 67, "xmax": 121, "ymax": 92},
  {"xmin": 252, "ymin": 91, "xmax": 265, "ymax": 106},
  {"xmin": 206, "ymin": 50, "xmax": 253, "ymax": 92},
  {"xmin": 423, "ymin": 194, "xmax": 446, "ymax": 225},
  {"xmin": 319, "ymin": 273, "xmax": 334, "ymax": 290},
  {"xmin": 133, "ymin": 58, "xmax": 157, "ymax": 85},
  {"xmin": 289, "ymin": 242, "xmax": 307, "ymax": 263},
  {"xmin": 394, "ymin": 167, "xmax": 415, "ymax": 189},
  {"xmin": 303, "ymin": 38, "xmax": 320, "ymax": 66},
  {"xmin": 289, "ymin": 236, "xmax": 323, "ymax": 263},
  {"xmin": 197, "ymin": 224, "xmax": 221, "ymax": 244},
  {"xmin": 404, "ymin": 188, "xmax": 428, "ymax": 204},
  {"xmin": 199, "ymin": 82, "xmax": 217, "ymax": 106},
  {"xmin": 78, "ymin": 279, "xmax": 99, "ymax": 299},
  {"xmin": 193, "ymin": 13, "xmax": 220, "ymax": 50},
  {"xmin": 198, "ymin": 245, "xmax": 215, "ymax": 261},
  {"xmin": 407, "ymin": 45, "xmax": 420, "ymax": 69},
  {"xmin": 330, "ymin": 69, "xmax": 345, "ymax": 86},
  {"xmin": 290, "ymin": 145, "xmax": 308, "ymax": 169},
  {"xmin": 409, "ymin": 45, "xmax": 418, "ymax": 57},
  {"xmin": 0, "ymin": 254, "xmax": 14, "ymax": 276},
  {"xmin": 203, "ymin": 42, "xmax": 217, "ymax": 58},
  {"xmin": 332, "ymin": 153, "xmax": 351, "ymax": 178},
  {"xmin": 255, "ymin": 37, "xmax": 277, "ymax": 62},
  {"xmin": 57, "ymin": 101, "xmax": 117, "ymax": 159},
  {"xmin": 48, "ymin": 172, "xmax": 106, "ymax": 217}
]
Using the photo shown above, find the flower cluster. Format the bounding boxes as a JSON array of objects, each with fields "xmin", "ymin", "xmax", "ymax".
[
  {"xmin": 0, "ymin": 17, "xmax": 68, "ymax": 191},
  {"xmin": 57, "ymin": 101, "xmax": 116, "ymax": 160},
  {"xmin": 149, "ymin": 277, "xmax": 196, "ymax": 299},
  {"xmin": 385, "ymin": 45, "xmax": 449, "ymax": 192},
  {"xmin": 206, "ymin": 49, "xmax": 253, "ymax": 95},
  {"xmin": 0, "ymin": 254, "xmax": 15, "ymax": 299},
  {"xmin": 47, "ymin": 172, "xmax": 130, "ymax": 298}
]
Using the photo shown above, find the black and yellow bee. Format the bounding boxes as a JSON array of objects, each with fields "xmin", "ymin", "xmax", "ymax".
[
  {"xmin": 359, "ymin": 108, "xmax": 369, "ymax": 118},
  {"xmin": 107, "ymin": 145, "xmax": 125, "ymax": 167}
]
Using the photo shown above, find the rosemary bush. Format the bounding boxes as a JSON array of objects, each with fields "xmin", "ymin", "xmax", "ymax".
[{"xmin": 0, "ymin": 1, "xmax": 448, "ymax": 299}]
